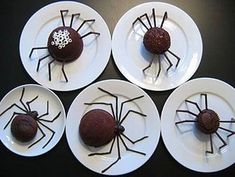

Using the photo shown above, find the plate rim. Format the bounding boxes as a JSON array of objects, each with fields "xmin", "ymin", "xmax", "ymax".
[
  {"xmin": 0, "ymin": 84, "xmax": 66, "ymax": 157},
  {"xmin": 66, "ymin": 79, "xmax": 161, "ymax": 175},
  {"xmin": 112, "ymin": 1, "xmax": 203, "ymax": 91},
  {"xmin": 161, "ymin": 77, "xmax": 235, "ymax": 172},
  {"xmin": 19, "ymin": 1, "xmax": 111, "ymax": 91}
]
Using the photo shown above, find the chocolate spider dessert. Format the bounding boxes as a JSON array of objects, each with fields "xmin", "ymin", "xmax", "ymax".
[
  {"xmin": 143, "ymin": 27, "xmax": 171, "ymax": 54},
  {"xmin": 79, "ymin": 109, "xmax": 116, "ymax": 147},
  {"xmin": 11, "ymin": 115, "xmax": 38, "ymax": 142},
  {"xmin": 196, "ymin": 109, "xmax": 220, "ymax": 134},
  {"xmin": 47, "ymin": 26, "xmax": 83, "ymax": 62}
]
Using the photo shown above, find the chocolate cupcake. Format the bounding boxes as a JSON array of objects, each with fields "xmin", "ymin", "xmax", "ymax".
[
  {"xmin": 79, "ymin": 109, "xmax": 116, "ymax": 147},
  {"xmin": 143, "ymin": 27, "xmax": 171, "ymax": 54},
  {"xmin": 196, "ymin": 109, "xmax": 220, "ymax": 134},
  {"xmin": 11, "ymin": 115, "xmax": 38, "ymax": 142},
  {"xmin": 47, "ymin": 26, "xmax": 83, "ymax": 62}
]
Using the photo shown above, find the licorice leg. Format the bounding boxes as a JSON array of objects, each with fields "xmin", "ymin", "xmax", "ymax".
[
  {"xmin": 160, "ymin": 12, "xmax": 168, "ymax": 28},
  {"xmin": 121, "ymin": 132, "xmax": 148, "ymax": 144},
  {"xmin": 119, "ymin": 134, "xmax": 146, "ymax": 155},
  {"xmin": 139, "ymin": 13, "xmax": 152, "ymax": 28},
  {"xmin": 29, "ymin": 47, "xmax": 48, "ymax": 58},
  {"xmin": 3, "ymin": 112, "xmax": 24, "ymax": 130},
  {"xmin": 118, "ymin": 95, "xmax": 144, "ymax": 122},
  {"xmin": 215, "ymin": 132, "xmax": 227, "ymax": 150},
  {"xmin": 77, "ymin": 19, "xmax": 95, "ymax": 32},
  {"xmin": 80, "ymin": 31, "xmax": 100, "ymax": 39},
  {"xmin": 36, "ymin": 54, "xmax": 50, "ymax": 72},
  {"xmin": 206, "ymin": 134, "xmax": 213, "ymax": 154},
  {"xmin": 28, "ymin": 124, "xmax": 45, "ymax": 149},
  {"xmin": 26, "ymin": 95, "xmax": 39, "ymax": 112},
  {"xmin": 62, "ymin": 61, "xmax": 68, "ymax": 82},
  {"xmin": 132, "ymin": 17, "xmax": 149, "ymax": 31},
  {"xmin": 70, "ymin": 13, "xmax": 80, "ymax": 28},
  {"xmin": 119, "ymin": 110, "xmax": 146, "ymax": 125},
  {"xmin": 163, "ymin": 53, "xmax": 173, "ymax": 71},
  {"xmin": 167, "ymin": 50, "xmax": 180, "ymax": 68},
  {"xmin": 152, "ymin": 8, "xmax": 156, "ymax": 28},
  {"xmin": 48, "ymin": 59, "xmax": 56, "ymax": 81},
  {"xmin": 60, "ymin": 10, "xmax": 69, "ymax": 27}
]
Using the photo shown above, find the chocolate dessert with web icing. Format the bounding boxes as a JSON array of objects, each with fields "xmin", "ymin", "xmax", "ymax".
[{"xmin": 47, "ymin": 26, "xmax": 83, "ymax": 62}]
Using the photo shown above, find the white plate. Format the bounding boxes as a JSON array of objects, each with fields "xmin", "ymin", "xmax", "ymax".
[
  {"xmin": 0, "ymin": 84, "xmax": 66, "ymax": 157},
  {"xmin": 66, "ymin": 79, "xmax": 160, "ymax": 175},
  {"xmin": 19, "ymin": 1, "xmax": 111, "ymax": 91},
  {"xmin": 112, "ymin": 2, "xmax": 202, "ymax": 91},
  {"xmin": 161, "ymin": 78, "xmax": 235, "ymax": 172}
]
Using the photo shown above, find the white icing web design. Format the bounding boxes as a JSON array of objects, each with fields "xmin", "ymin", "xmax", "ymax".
[{"xmin": 51, "ymin": 29, "xmax": 72, "ymax": 49}]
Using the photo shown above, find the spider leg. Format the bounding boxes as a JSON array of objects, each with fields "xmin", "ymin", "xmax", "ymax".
[
  {"xmin": 160, "ymin": 12, "xmax": 168, "ymax": 28},
  {"xmin": 206, "ymin": 134, "xmax": 214, "ymax": 154},
  {"xmin": 98, "ymin": 87, "xmax": 119, "ymax": 120},
  {"xmin": 76, "ymin": 19, "xmax": 95, "ymax": 32},
  {"xmin": 119, "ymin": 110, "xmax": 146, "ymax": 125},
  {"xmin": 60, "ymin": 10, "xmax": 69, "ymax": 27},
  {"xmin": 80, "ymin": 31, "xmax": 100, "ymax": 39},
  {"xmin": 152, "ymin": 8, "xmax": 156, "ymax": 28},
  {"xmin": 118, "ymin": 95, "xmax": 144, "ymax": 122},
  {"xmin": 70, "ymin": 13, "xmax": 80, "ymax": 28},
  {"xmin": 26, "ymin": 95, "xmax": 39, "ymax": 112},
  {"xmin": 36, "ymin": 101, "xmax": 49, "ymax": 119},
  {"xmin": 201, "ymin": 93, "xmax": 208, "ymax": 109},
  {"xmin": 88, "ymin": 137, "xmax": 116, "ymax": 156},
  {"xmin": 101, "ymin": 136, "xmax": 121, "ymax": 173},
  {"xmin": 176, "ymin": 110, "xmax": 198, "ymax": 117},
  {"xmin": 143, "ymin": 56, "xmax": 154, "ymax": 75},
  {"xmin": 61, "ymin": 61, "xmax": 68, "ymax": 82},
  {"xmin": 39, "ymin": 111, "xmax": 61, "ymax": 123},
  {"xmin": 166, "ymin": 50, "xmax": 180, "ymax": 68},
  {"xmin": 220, "ymin": 118, "xmax": 235, "ymax": 123},
  {"xmin": 215, "ymin": 132, "xmax": 227, "ymax": 150},
  {"xmin": 175, "ymin": 120, "xmax": 197, "ymax": 125},
  {"xmin": 48, "ymin": 59, "xmax": 56, "ymax": 81},
  {"xmin": 156, "ymin": 55, "xmax": 161, "ymax": 79},
  {"xmin": 28, "ymin": 124, "xmax": 45, "ymax": 149},
  {"xmin": 132, "ymin": 17, "xmax": 149, "ymax": 31},
  {"xmin": 163, "ymin": 53, "xmax": 173, "ymax": 71},
  {"xmin": 218, "ymin": 127, "xmax": 235, "ymax": 138},
  {"xmin": 84, "ymin": 102, "xmax": 115, "ymax": 120},
  {"xmin": 139, "ymin": 13, "xmax": 152, "ymax": 28},
  {"xmin": 29, "ymin": 47, "xmax": 48, "ymax": 58},
  {"xmin": 37, "ymin": 120, "xmax": 56, "ymax": 148},
  {"xmin": 36, "ymin": 54, "xmax": 50, "ymax": 72},
  {"xmin": 3, "ymin": 112, "xmax": 24, "ymax": 130},
  {"xmin": 121, "ymin": 132, "xmax": 148, "ymax": 144},
  {"xmin": 119, "ymin": 134, "xmax": 146, "ymax": 155},
  {"xmin": 0, "ymin": 103, "xmax": 26, "ymax": 117}
]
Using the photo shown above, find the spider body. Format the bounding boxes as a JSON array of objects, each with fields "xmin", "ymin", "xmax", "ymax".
[
  {"xmin": 133, "ymin": 9, "xmax": 180, "ymax": 78},
  {"xmin": 29, "ymin": 10, "xmax": 100, "ymax": 82},
  {"xmin": 81, "ymin": 87, "xmax": 148, "ymax": 173},
  {"xmin": 176, "ymin": 93, "xmax": 235, "ymax": 154},
  {"xmin": 0, "ymin": 87, "xmax": 61, "ymax": 149}
]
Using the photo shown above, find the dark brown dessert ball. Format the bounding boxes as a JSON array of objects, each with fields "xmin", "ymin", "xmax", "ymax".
[
  {"xmin": 196, "ymin": 109, "xmax": 220, "ymax": 134},
  {"xmin": 79, "ymin": 109, "xmax": 116, "ymax": 147},
  {"xmin": 11, "ymin": 115, "xmax": 38, "ymax": 142},
  {"xmin": 143, "ymin": 27, "xmax": 171, "ymax": 54},
  {"xmin": 47, "ymin": 26, "xmax": 83, "ymax": 62}
]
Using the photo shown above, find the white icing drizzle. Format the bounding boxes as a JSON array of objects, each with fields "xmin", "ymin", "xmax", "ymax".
[{"xmin": 51, "ymin": 29, "xmax": 72, "ymax": 49}]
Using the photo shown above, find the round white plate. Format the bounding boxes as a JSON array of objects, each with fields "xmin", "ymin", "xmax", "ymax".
[
  {"xmin": 19, "ymin": 1, "xmax": 111, "ymax": 91},
  {"xmin": 0, "ymin": 84, "xmax": 66, "ymax": 157},
  {"xmin": 66, "ymin": 79, "xmax": 160, "ymax": 175},
  {"xmin": 161, "ymin": 78, "xmax": 235, "ymax": 172},
  {"xmin": 112, "ymin": 2, "xmax": 202, "ymax": 91}
]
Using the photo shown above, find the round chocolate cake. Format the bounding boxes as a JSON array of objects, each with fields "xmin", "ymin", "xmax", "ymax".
[
  {"xmin": 143, "ymin": 27, "xmax": 171, "ymax": 54},
  {"xmin": 196, "ymin": 109, "xmax": 220, "ymax": 134},
  {"xmin": 11, "ymin": 115, "xmax": 38, "ymax": 142},
  {"xmin": 79, "ymin": 109, "xmax": 116, "ymax": 147},
  {"xmin": 47, "ymin": 26, "xmax": 83, "ymax": 62}
]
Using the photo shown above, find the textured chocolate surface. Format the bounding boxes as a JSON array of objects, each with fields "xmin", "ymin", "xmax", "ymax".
[
  {"xmin": 11, "ymin": 115, "xmax": 38, "ymax": 142},
  {"xmin": 197, "ymin": 109, "xmax": 220, "ymax": 134},
  {"xmin": 79, "ymin": 109, "xmax": 116, "ymax": 147},
  {"xmin": 143, "ymin": 27, "xmax": 171, "ymax": 54}
]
